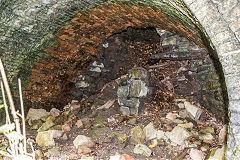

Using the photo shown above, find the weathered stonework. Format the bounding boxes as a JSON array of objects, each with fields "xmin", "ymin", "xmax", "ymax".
[{"xmin": 0, "ymin": 0, "xmax": 240, "ymax": 158}]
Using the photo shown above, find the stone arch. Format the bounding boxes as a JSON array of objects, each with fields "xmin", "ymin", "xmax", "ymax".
[{"xmin": 0, "ymin": 0, "xmax": 239, "ymax": 159}]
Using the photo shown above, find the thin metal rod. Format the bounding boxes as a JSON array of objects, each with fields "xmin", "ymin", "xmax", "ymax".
[
  {"xmin": 0, "ymin": 59, "xmax": 21, "ymax": 134},
  {"xmin": 1, "ymin": 81, "xmax": 10, "ymax": 124},
  {"xmin": 18, "ymin": 78, "xmax": 27, "ymax": 154}
]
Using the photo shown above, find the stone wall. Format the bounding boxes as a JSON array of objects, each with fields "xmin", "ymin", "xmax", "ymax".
[{"xmin": 0, "ymin": 0, "xmax": 240, "ymax": 159}]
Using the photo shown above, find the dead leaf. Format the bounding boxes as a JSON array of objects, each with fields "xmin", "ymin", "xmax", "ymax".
[{"xmin": 97, "ymin": 99, "xmax": 115, "ymax": 110}]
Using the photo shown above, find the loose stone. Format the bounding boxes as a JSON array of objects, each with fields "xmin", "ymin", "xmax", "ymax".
[
  {"xmin": 73, "ymin": 135, "xmax": 95, "ymax": 148},
  {"xmin": 133, "ymin": 144, "xmax": 152, "ymax": 157}
]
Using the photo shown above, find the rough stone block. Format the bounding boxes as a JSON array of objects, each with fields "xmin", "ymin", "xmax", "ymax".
[
  {"xmin": 225, "ymin": 74, "xmax": 240, "ymax": 88},
  {"xmin": 200, "ymin": 10, "xmax": 222, "ymax": 31},
  {"xmin": 194, "ymin": 4, "xmax": 213, "ymax": 22},
  {"xmin": 117, "ymin": 85, "xmax": 129, "ymax": 97},
  {"xmin": 230, "ymin": 4, "xmax": 240, "ymax": 20},
  {"xmin": 229, "ymin": 100, "xmax": 240, "ymax": 112},
  {"xmin": 211, "ymin": 30, "xmax": 234, "ymax": 45},
  {"xmin": 129, "ymin": 80, "xmax": 148, "ymax": 97},
  {"xmin": 230, "ymin": 112, "xmax": 240, "ymax": 125},
  {"xmin": 120, "ymin": 106, "xmax": 130, "ymax": 115},
  {"xmin": 219, "ymin": 50, "xmax": 240, "ymax": 74},
  {"xmin": 218, "ymin": 41, "xmax": 240, "ymax": 54},
  {"xmin": 130, "ymin": 107, "xmax": 138, "ymax": 115},
  {"xmin": 229, "ymin": 17, "xmax": 240, "ymax": 33},
  {"xmin": 218, "ymin": 0, "xmax": 238, "ymax": 14},
  {"xmin": 228, "ymin": 87, "xmax": 240, "ymax": 100},
  {"xmin": 189, "ymin": 0, "xmax": 208, "ymax": 12}
]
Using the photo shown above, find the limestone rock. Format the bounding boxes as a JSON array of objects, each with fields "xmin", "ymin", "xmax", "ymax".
[
  {"xmin": 117, "ymin": 85, "xmax": 129, "ymax": 97},
  {"xmin": 165, "ymin": 126, "xmax": 191, "ymax": 145},
  {"xmin": 50, "ymin": 108, "xmax": 61, "ymax": 117},
  {"xmin": 26, "ymin": 108, "xmax": 50, "ymax": 125},
  {"xmin": 130, "ymin": 126, "xmax": 145, "ymax": 144},
  {"xmin": 62, "ymin": 123, "xmax": 72, "ymax": 132},
  {"xmin": 76, "ymin": 119, "xmax": 84, "ymax": 128},
  {"xmin": 207, "ymin": 146, "xmax": 225, "ymax": 160},
  {"xmin": 199, "ymin": 133, "xmax": 214, "ymax": 144},
  {"xmin": 128, "ymin": 118, "xmax": 137, "ymax": 125},
  {"xmin": 120, "ymin": 106, "xmax": 130, "ymax": 115},
  {"xmin": 133, "ymin": 144, "xmax": 152, "ymax": 157},
  {"xmin": 218, "ymin": 125, "xmax": 227, "ymax": 145},
  {"xmin": 52, "ymin": 130, "xmax": 64, "ymax": 138},
  {"xmin": 143, "ymin": 122, "xmax": 158, "ymax": 140},
  {"xmin": 37, "ymin": 120, "xmax": 55, "ymax": 132},
  {"xmin": 128, "ymin": 68, "xmax": 148, "ymax": 81},
  {"xmin": 73, "ymin": 135, "xmax": 95, "ymax": 148},
  {"xmin": 36, "ymin": 130, "xmax": 55, "ymax": 146},
  {"xmin": 30, "ymin": 120, "xmax": 42, "ymax": 130},
  {"xmin": 129, "ymin": 80, "xmax": 148, "ymax": 97},
  {"xmin": 189, "ymin": 148, "xmax": 205, "ymax": 160},
  {"xmin": 179, "ymin": 109, "xmax": 189, "ymax": 119},
  {"xmin": 118, "ymin": 98, "xmax": 140, "ymax": 108},
  {"xmin": 162, "ymin": 36, "xmax": 177, "ymax": 46},
  {"xmin": 166, "ymin": 112, "xmax": 178, "ymax": 121},
  {"xmin": 184, "ymin": 101, "xmax": 202, "ymax": 119},
  {"xmin": 76, "ymin": 81, "xmax": 89, "ymax": 88},
  {"xmin": 156, "ymin": 130, "xmax": 165, "ymax": 140}
]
